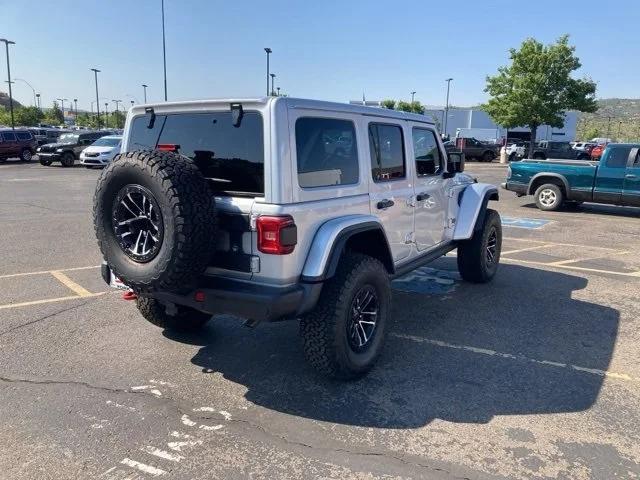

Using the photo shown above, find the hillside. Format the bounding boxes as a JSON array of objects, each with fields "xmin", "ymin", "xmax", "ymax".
[
  {"xmin": 577, "ymin": 98, "xmax": 640, "ymax": 141},
  {"xmin": 0, "ymin": 91, "xmax": 23, "ymax": 109}
]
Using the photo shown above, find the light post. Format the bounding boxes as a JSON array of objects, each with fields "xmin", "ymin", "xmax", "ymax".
[
  {"xmin": 276, "ymin": 86, "xmax": 280, "ymax": 97},
  {"xmin": 264, "ymin": 48, "xmax": 272, "ymax": 96},
  {"xmin": 14, "ymin": 78, "xmax": 36, "ymax": 106},
  {"xmin": 0, "ymin": 38, "xmax": 16, "ymax": 129},
  {"xmin": 270, "ymin": 73, "xmax": 276, "ymax": 96},
  {"xmin": 56, "ymin": 98, "xmax": 68, "ymax": 123},
  {"xmin": 142, "ymin": 84, "xmax": 148, "ymax": 103},
  {"xmin": 91, "ymin": 68, "xmax": 101, "ymax": 128},
  {"xmin": 411, "ymin": 91, "xmax": 416, "ymax": 103},
  {"xmin": 36, "ymin": 93, "xmax": 41, "ymax": 110},
  {"xmin": 112, "ymin": 99, "xmax": 122, "ymax": 128},
  {"xmin": 104, "ymin": 102, "xmax": 109, "ymax": 128},
  {"xmin": 130, "ymin": 100, "xmax": 135, "ymax": 107},
  {"xmin": 161, "ymin": 0, "xmax": 167, "ymax": 101},
  {"xmin": 73, "ymin": 98, "xmax": 78, "ymax": 118},
  {"xmin": 607, "ymin": 116, "xmax": 612, "ymax": 138},
  {"xmin": 618, "ymin": 121, "xmax": 623, "ymax": 140},
  {"xmin": 443, "ymin": 78, "xmax": 453, "ymax": 137}
]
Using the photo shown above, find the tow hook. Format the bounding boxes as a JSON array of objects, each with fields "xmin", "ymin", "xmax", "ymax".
[{"xmin": 122, "ymin": 290, "xmax": 138, "ymax": 301}]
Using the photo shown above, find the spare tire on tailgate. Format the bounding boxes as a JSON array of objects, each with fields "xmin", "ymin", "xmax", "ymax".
[{"xmin": 93, "ymin": 150, "xmax": 216, "ymax": 293}]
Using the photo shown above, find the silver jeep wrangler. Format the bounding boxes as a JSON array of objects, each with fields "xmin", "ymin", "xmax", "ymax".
[{"xmin": 94, "ymin": 97, "xmax": 501, "ymax": 379}]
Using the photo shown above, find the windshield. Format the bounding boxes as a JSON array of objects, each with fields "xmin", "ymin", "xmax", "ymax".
[
  {"xmin": 58, "ymin": 134, "xmax": 79, "ymax": 144},
  {"xmin": 128, "ymin": 111, "xmax": 264, "ymax": 196},
  {"xmin": 92, "ymin": 137, "xmax": 121, "ymax": 147}
]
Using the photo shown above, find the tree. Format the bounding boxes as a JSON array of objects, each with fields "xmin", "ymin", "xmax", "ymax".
[
  {"xmin": 381, "ymin": 99, "xmax": 396, "ymax": 110},
  {"xmin": 44, "ymin": 101, "xmax": 64, "ymax": 125},
  {"xmin": 390, "ymin": 100, "xmax": 426, "ymax": 114},
  {"xmin": 484, "ymin": 35, "xmax": 597, "ymax": 158},
  {"xmin": 0, "ymin": 106, "xmax": 43, "ymax": 126}
]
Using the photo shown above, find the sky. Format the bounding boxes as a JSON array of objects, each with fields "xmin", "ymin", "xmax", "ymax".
[{"xmin": 0, "ymin": 0, "xmax": 638, "ymax": 112}]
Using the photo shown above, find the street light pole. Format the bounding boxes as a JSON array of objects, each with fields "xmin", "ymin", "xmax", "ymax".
[
  {"xmin": 56, "ymin": 98, "xmax": 68, "ymax": 122},
  {"xmin": 264, "ymin": 48, "xmax": 272, "ymax": 96},
  {"xmin": 270, "ymin": 73, "xmax": 276, "ymax": 96},
  {"xmin": 112, "ymin": 99, "xmax": 122, "ymax": 128},
  {"xmin": 276, "ymin": 87, "xmax": 280, "ymax": 97},
  {"xmin": 161, "ymin": 0, "xmax": 168, "ymax": 101},
  {"xmin": 0, "ymin": 38, "xmax": 16, "ymax": 130},
  {"xmin": 142, "ymin": 84, "xmax": 148, "ymax": 103},
  {"xmin": 15, "ymin": 78, "xmax": 36, "ymax": 106},
  {"xmin": 104, "ymin": 102, "xmax": 109, "ymax": 128},
  {"xmin": 73, "ymin": 98, "xmax": 78, "ymax": 117},
  {"xmin": 607, "ymin": 116, "xmax": 612, "ymax": 138},
  {"xmin": 411, "ymin": 91, "xmax": 416, "ymax": 103},
  {"xmin": 36, "ymin": 93, "xmax": 41, "ymax": 111},
  {"xmin": 444, "ymin": 78, "xmax": 453, "ymax": 137},
  {"xmin": 91, "ymin": 68, "xmax": 101, "ymax": 128}
]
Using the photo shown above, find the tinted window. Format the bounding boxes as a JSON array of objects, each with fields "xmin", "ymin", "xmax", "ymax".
[
  {"xmin": 16, "ymin": 132, "xmax": 32, "ymax": 141},
  {"xmin": 2, "ymin": 132, "xmax": 16, "ymax": 141},
  {"xmin": 295, "ymin": 117, "xmax": 358, "ymax": 188},
  {"xmin": 605, "ymin": 146, "xmax": 632, "ymax": 168},
  {"xmin": 369, "ymin": 124, "xmax": 405, "ymax": 181},
  {"xmin": 129, "ymin": 112, "xmax": 264, "ymax": 195},
  {"xmin": 412, "ymin": 128, "xmax": 442, "ymax": 176}
]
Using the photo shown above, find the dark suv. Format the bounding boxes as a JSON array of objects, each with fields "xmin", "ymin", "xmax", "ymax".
[
  {"xmin": 37, "ymin": 131, "xmax": 111, "ymax": 167},
  {"xmin": 0, "ymin": 129, "xmax": 38, "ymax": 162},
  {"xmin": 527, "ymin": 141, "xmax": 590, "ymax": 160}
]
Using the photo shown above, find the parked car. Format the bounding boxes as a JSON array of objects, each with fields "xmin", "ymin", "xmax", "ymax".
[
  {"xmin": 94, "ymin": 97, "xmax": 501, "ymax": 379},
  {"xmin": 506, "ymin": 141, "xmax": 529, "ymax": 161},
  {"xmin": 29, "ymin": 127, "xmax": 63, "ymax": 146},
  {"xmin": 37, "ymin": 131, "xmax": 112, "ymax": 167},
  {"xmin": 80, "ymin": 135, "xmax": 122, "ymax": 168},
  {"xmin": 572, "ymin": 142, "xmax": 595, "ymax": 152},
  {"xmin": 0, "ymin": 129, "xmax": 38, "ymax": 162},
  {"xmin": 525, "ymin": 140, "xmax": 590, "ymax": 160},
  {"xmin": 445, "ymin": 137, "xmax": 499, "ymax": 162},
  {"xmin": 502, "ymin": 143, "xmax": 640, "ymax": 210},
  {"xmin": 590, "ymin": 143, "xmax": 606, "ymax": 160}
]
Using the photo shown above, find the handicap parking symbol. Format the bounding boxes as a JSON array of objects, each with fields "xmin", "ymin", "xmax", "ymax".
[
  {"xmin": 392, "ymin": 267, "xmax": 460, "ymax": 295},
  {"xmin": 501, "ymin": 216, "xmax": 551, "ymax": 229}
]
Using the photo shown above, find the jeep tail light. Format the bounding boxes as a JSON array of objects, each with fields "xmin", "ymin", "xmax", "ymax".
[{"xmin": 257, "ymin": 216, "xmax": 297, "ymax": 255}]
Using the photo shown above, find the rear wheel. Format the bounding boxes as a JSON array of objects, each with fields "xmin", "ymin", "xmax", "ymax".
[
  {"xmin": 39, "ymin": 157, "xmax": 52, "ymax": 166},
  {"xmin": 482, "ymin": 151, "xmax": 495, "ymax": 163},
  {"xmin": 136, "ymin": 296, "xmax": 210, "ymax": 332},
  {"xmin": 300, "ymin": 253, "xmax": 391, "ymax": 380},
  {"xmin": 534, "ymin": 183, "xmax": 564, "ymax": 211},
  {"xmin": 457, "ymin": 209, "xmax": 502, "ymax": 283},
  {"xmin": 61, "ymin": 152, "xmax": 75, "ymax": 167},
  {"xmin": 20, "ymin": 149, "xmax": 32, "ymax": 162}
]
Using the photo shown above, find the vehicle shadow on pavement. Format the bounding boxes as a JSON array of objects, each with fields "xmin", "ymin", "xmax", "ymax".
[
  {"xmin": 521, "ymin": 202, "xmax": 640, "ymax": 218},
  {"xmin": 173, "ymin": 260, "xmax": 620, "ymax": 428}
]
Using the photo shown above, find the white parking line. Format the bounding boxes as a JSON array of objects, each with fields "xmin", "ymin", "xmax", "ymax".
[
  {"xmin": 120, "ymin": 458, "xmax": 166, "ymax": 476},
  {"xmin": 393, "ymin": 333, "xmax": 638, "ymax": 383},
  {"xmin": 142, "ymin": 446, "xmax": 183, "ymax": 463},
  {"xmin": 0, "ymin": 265, "xmax": 100, "ymax": 279},
  {"xmin": 0, "ymin": 292, "xmax": 106, "ymax": 310}
]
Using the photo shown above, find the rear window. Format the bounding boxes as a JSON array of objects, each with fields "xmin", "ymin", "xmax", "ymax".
[{"xmin": 128, "ymin": 111, "xmax": 264, "ymax": 196}]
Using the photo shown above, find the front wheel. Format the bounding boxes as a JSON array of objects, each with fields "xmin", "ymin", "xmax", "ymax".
[
  {"xmin": 20, "ymin": 149, "xmax": 33, "ymax": 162},
  {"xmin": 457, "ymin": 209, "xmax": 502, "ymax": 283},
  {"xmin": 61, "ymin": 152, "xmax": 75, "ymax": 167},
  {"xmin": 534, "ymin": 183, "xmax": 564, "ymax": 211},
  {"xmin": 39, "ymin": 158, "xmax": 52, "ymax": 166},
  {"xmin": 136, "ymin": 297, "xmax": 211, "ymax": 332},
  {"xmin": 300, "ymin": 253, "xmax": 391, "ymax": 380}
]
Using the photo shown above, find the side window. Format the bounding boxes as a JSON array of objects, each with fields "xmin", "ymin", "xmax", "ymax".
[
  {"xmin": 2, "ymin": 132, "xmax": 16, "ymax": 142},
  {"xmin": 412, "ymin": 128, "xmax": 442, "ymax": 176},
  {"xmin": 295, "ymin": 117, "xmax": 359, "ymax": 188},
  {"xmin": 369, "ymin": 123, "xmax": 405, "ymax": 182},
  {"xmin": 16, "ymin": 132, "xmax": 32, "ymax": 141},
  {"xmin": 606, "ymin": 146, "xmax": 632, "ymax": 168}
]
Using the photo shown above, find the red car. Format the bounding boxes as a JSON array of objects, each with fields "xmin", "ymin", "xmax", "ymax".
[{"xmin": 590, "ymin": 144, "xmax": 606, "ymax": 160}]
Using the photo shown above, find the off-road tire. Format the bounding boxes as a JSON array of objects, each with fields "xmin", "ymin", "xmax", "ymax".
[
  {"xmin": 61, "ymin": 152, "xmax": 75, "ymax": 167},
  {"xmin": 534, "ymin": 183, "xmax": 564, "ymax": 211},
  {"xmin": 300, "ymin": 253, "xmax": 391, "ymax": 380},
  {"xmin": 94, "ymin": 150, "xmax": 216, "ymax": 293},
  {"xmin": 20, "ymin": 149, "xmax": 32, "ymax": 162},
  {"xmin": 457, "ymin": 208, "xmax": 501, "ymax": 283},
  {"xmin": 136, "ymin": 296, "xmax": 210, "ymax": 332},
  {"xmin": 39, "ymin": 157, "xmax": 52, "ymax": 166}
]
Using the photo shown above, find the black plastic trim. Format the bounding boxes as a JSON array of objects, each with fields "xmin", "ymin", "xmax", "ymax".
[{"xmin": 392, "ymin": 243, "xmax": 457, "ymax": 279}]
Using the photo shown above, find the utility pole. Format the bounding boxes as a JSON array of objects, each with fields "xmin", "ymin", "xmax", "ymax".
[
  {"xmin": 411, "ymin": 91, "xmax": 416, "ymax": 103},
  {"xmin": 444, "ymin": 78, "xmax": 453, "ymax": 137},
  {"xmin": 607, "ymin": 116, "xmax": 612, "ymax": 137},
  {"xmin": 91, "ymin": 68, "xmax": 101, "ymax": 128},
  {"xmin": 1, "ymin": 38, "xmax": 16, "ymax": 129},
  {"xmin": 270, "ymin": 73, "xmax": 276, "ymax": 96},
  {"xmin": 142, "ymin": 84, "xmax": 148, "ymax": 103},
  {"xmin": 161, "ymin": 0, "xmax": 168, "ymax": 101},
  {"xmin": 264, "ymin": 48, "xmax": 272, "ymax": 96}
]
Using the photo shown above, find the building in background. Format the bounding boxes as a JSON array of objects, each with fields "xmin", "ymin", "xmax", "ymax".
[{"xmin": 349, "ymin": 100, "xmax": 577, "ymax": 143}]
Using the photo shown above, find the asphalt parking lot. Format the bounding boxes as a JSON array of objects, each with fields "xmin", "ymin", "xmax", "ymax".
[{"xmin": 1, "ymin": 159, "xmax": 639, "ymax": 479}]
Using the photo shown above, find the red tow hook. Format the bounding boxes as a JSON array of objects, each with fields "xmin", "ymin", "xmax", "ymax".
[{"xmin": 122, "ymin": 290, "xmax": 138, "ymax": 301}]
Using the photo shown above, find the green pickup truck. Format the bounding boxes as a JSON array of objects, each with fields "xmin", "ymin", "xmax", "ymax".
[{"xmin": 502, "ymin": 143, "xmax": 640, "ymax": 211}]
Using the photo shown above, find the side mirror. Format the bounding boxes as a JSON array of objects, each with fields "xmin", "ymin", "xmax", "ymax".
[{"xmin": 446, "ymin": 151, "xmax": 465, "ymax": 176}]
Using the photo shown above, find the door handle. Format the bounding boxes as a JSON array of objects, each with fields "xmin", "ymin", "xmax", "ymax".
[
  {"xmin": 376, "ymin": 199, "xmax": 395, "ymax": 209},
  {"xmin": 416, "ymin": 192, "xmax": 431, "ymax": 201},
  {"xmin": 625, "ymin": 174, "xmax": 637, "ymax": 179}
]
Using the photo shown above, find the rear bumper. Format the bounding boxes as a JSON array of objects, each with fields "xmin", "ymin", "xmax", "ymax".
[
  {"xmin": 502, "ymin": 181, "xmax": 528, "ymax": 196},
  {"xmin": 101, "ymin": 263, "xmax": 322, "ymax": 322}
]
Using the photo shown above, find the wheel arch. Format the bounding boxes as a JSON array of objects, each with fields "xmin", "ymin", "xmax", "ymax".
[
  {"xmin": 528, "ymin": 173, "xmax": 570, "ymax": 196},
  {"xmin": 301, "ymin": 215, "xmax": 394, "ymax": 282},
  {"xmin": 453, "ymin": 183, "xmax": 499, "ymax": 240}
]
